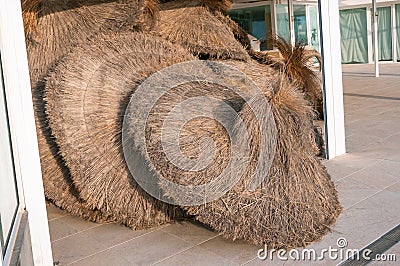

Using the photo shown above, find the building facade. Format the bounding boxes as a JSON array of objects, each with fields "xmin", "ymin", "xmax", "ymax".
[{"xmin": 229, "ymin": 0, "xmax": 400, "ymax": 63}]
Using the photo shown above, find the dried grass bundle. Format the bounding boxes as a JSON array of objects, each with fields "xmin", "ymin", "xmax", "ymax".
[
  {"xmin": 23, "ymin": 0, "xmax": 157, "ymax": 217},
  {"xmin": 251, "ymin": 37, "xmax": 324, "ymax": 117},
  {"xmin": 199, "ymin": 0, "xmax": 232, "ymax": 13},
  {"xmin": 44, "ymin": 32, "xmax": 194, "ymax": 228},
  {"xmin": 156, "ymin": 0, "xmax": 249, "ymax": 60},
  {"xmin": 125, "ymin": 60, "xmax": 341, "ymax": 247},
  {"xmin": 23, "ymin": 0, "xmax": 157, "ymax": 83},
  {"xmin": 21, "ymin": 0, "xmax": 42, "ymax": 34}
]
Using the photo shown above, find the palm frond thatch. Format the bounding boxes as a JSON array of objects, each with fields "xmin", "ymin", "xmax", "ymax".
[
  {"xmin": 125, "ymin": 60, "xmax": 341, "ymax": 248},
  {"xmin": 44, "ymin": 32, "xmax": 195, "ymax": 228},
  {"xmin": 156, "ymin": 0, "xmax": 249, "ymax": 61}
]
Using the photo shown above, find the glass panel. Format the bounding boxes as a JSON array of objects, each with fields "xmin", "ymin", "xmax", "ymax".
[
  {"xmin": 276, "ymin": 4, "xmax": 290, "ymax": 42},
  {"xmin": 229, "ymin": 5, "xmax": 271, "ymax": 51},
  {"xmin": 309, "ymin": 6, "xmax": 320, "ymax": 51},
  {"xmin": 397, "ymin": 5, "xmax": 400, "ymax": 61},
  {"xmin": 376, "ymin": 6, "xmax": 392, "ymax": 61},
  {"xmin": 293, "ymin": 5, "xmax": 307, "ymax": 44},
  {"xmin": 0, "ymin": 54, "xmax": 19, "ymax": 255},
  {"xmin": 339, "ymin": 8, "xmax": 369, "ymax": 64}
]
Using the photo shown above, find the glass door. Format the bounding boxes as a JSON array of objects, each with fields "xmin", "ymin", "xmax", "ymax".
[{"xmin": 0, "ymin": 54, "xmax": 20, "ymax": 260}]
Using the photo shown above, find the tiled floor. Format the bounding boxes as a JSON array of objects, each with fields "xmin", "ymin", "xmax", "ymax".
[{"xmin": 48, "ymin": 63, "xmax": 400, "ymax": 265}]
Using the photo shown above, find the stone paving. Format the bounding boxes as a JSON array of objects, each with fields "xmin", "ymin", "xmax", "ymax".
[{"xmin": 47, "ymin": 63, "xmax": 400, "ymax": 265}]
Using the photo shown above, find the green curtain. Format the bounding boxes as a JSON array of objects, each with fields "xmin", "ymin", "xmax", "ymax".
[
  {"xmin": 396, "ymin": 5, "xmax": 400, "ymax": 61},
  {"xmin": 276, "ymin": 4, "xmax": 290, "ymax": 42},
  {"xmin": 309, "ymin": 6, "xmax": 320, "ymax": 51},
  {"xmin": 340, "ymin": 8, "xmax": 368, "ymax": 63},
  {"xmin": 377, "ymin": 7, "xmax": 392, "ymax": 61}
]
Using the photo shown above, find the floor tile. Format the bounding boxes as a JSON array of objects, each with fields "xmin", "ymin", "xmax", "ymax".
[
  {"xmin": 49, "ymin": 215, "xmax": 99, "ymax": 242},
  {"xmin": 73, "ymin": 229, "xmax": 192, "ymax": 266},
  {"xmin": 160, "ymin": 221, "xmax": 217, "ymax": 245},
  {"xmin": 47, "ymin": 203, "xmax": 69, "ymax": 221},
  {"xmin": 198, "ymin": 236, "xmax": 259, "ymax": 264},
  {"xmin": 154, "ymin": 245, "xmax": 235, "ymax": 266}
]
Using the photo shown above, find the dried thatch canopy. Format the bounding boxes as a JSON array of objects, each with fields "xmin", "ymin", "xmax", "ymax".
[
  {"xmin": 124, "ymin": 59, "xmax": 341, "ymax": 247},
  {"xmin": 44, "ymin": 32, "xmax": 195, "ymax": 228},
  {"xmin": 23, "ymin": 0, "xmax": 158, "ymax": 217},
  {"xmin": 24, "ymin": 0, "xmax": 340, "ymax": 247},
  {"xmin": 156, "ymin": 0, "xmax": 249, "ymax": 61},
  {"xmin": 23, "ymin": 0, "xmax": 157, "ymax": 83}
]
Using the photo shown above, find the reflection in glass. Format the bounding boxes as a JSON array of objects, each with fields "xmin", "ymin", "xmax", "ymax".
[
  {"xmin": 309, "ymin": 6, "xmax": 320, "ymax": 51},
  {"xmin": 229, "ymin": 5, "xmax": 272, "ymax": 50},
  {"xmin": 294, "ymin": 5, "xmax": 307, "ymax": 44},
  {"xmin": 276, "ymin": 4, "xmax": 290, "ymax": 42}
]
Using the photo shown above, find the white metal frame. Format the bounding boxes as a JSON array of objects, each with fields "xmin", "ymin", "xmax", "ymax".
[{"xmin": 0, "ymin": 0, "xmax": 53, "ymax": 265}]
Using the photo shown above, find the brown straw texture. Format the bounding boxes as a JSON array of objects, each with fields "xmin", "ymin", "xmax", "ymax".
[
  {"xmin": 251, "ymin": 37, "xmax": 324, "ymax": 117},
  {"xmin": 155, "ymin": 0, "xmax": 249, "ymax": 61},
  {"xmin": 44, "ymin": 32, "xmax": 195, "ymax": 228},
  {"xmin": 126, "ymin": 59, "xmax": 341, "ymax": 248},
  {"xmin": 22, "ymin": 0, "xmax": 156, "ymax": 220}
]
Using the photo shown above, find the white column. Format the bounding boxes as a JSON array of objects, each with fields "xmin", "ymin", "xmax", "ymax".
[
  {"xmin": 372, "ymin": 0, "xmax": 380, "ymax": 77},
  {"xmin": 306, "ymin": 5, "xmax": 312, "ymax": 46},
  {"xmin": 366, "ymin": 7, "xmax": 374, "ymax": 64},
  {"xmin": 318, "ymin": 0, "xmax": 346, "ymax": 159},
  {"xmin": 271, "ymin": 3, "xmax": 277, "ymax": 38},
  {"xmin": 288, "ymin": 0, "xmax": 295, "ymax": 46},
  {"xmin": 392, "ymin": 4, "xmax": 397, "ymax": 62},
  {"xmin": 0, "ymin": 0, "xmax": 53, "ymax": 265}
]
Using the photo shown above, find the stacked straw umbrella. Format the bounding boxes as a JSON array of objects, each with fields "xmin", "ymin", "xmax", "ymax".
[{"xmin": 22, "ymin": 0, "xmax": 341, "ymax": 248}]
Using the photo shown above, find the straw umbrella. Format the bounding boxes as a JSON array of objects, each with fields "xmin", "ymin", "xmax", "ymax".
[
  {"xmin": 124, "ymin": 59, "xmax": 341, "ymax": 247},
  {"xmin": 44, "ymin": 32, "xmax": 195, "ymax": 228}
]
